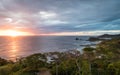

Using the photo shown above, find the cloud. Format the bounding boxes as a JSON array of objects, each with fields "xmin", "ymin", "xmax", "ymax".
[
  {"xmin": 5, "ymin": 18, "xmax": 13, "ymax": 23},
  {"xmin": 39, "ymin": 11, "xmax": 57, "ymax": 19},
  {"xmin": 46, "ymin": 30, "xmax": 120, "ymax": 36},
  {"xmin": 0, "ymin": 0, "xmax": 120, "ymax": 35}
]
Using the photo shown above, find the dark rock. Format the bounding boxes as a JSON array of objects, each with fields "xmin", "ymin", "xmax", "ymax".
[{"xmin": 75, "ymin": 38, "xmax": 79, "ymax": 40}]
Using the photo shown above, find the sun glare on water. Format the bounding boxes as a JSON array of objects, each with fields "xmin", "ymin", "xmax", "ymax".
[{"xmin": 0, "ymin": 30, "xmax": 32, "ymax": 37}]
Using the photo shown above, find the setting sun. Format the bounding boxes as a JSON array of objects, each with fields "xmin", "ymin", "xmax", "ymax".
[
  {"xmin": 0, "ymin": 30, "xmax": 33, "ymax": 36},
  {"xmin": 6, "ymin": 30, "xmax": 25, "ymax": 36}
]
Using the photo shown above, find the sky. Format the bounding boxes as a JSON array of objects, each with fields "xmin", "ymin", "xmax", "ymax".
[{"xmin": 0, "ymin": 0, "xmax": 120, "ymax": 36}]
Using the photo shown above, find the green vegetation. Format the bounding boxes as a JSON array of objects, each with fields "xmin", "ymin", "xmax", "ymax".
[{"xmin": 0, "ymin": 38, "xmax": 120, "ymax": 75}]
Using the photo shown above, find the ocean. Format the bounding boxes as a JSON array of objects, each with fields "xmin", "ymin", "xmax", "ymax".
[{"xmin": 0, "ymin": 36, "xmax": 99, "ymax": 60}]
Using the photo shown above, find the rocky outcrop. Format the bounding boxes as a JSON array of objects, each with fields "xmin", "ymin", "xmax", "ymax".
[{"xmin": 88, "ymin": 37, "xmax": 100, "ymax": 41}]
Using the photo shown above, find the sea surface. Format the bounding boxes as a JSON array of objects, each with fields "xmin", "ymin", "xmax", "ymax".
[{"xmin": 0, "ymin": 36, "xmax": 99, "ymax": 60}]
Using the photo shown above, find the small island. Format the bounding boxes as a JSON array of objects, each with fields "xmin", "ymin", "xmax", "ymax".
[{"xmin": 88, "ymin": 34, "xmax": 120, "ymax": 41}]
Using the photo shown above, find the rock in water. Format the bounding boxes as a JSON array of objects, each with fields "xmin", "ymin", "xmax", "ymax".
[{"xmin": 75, "ymin": 38, "xmax": 79, "ymax": 40}]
